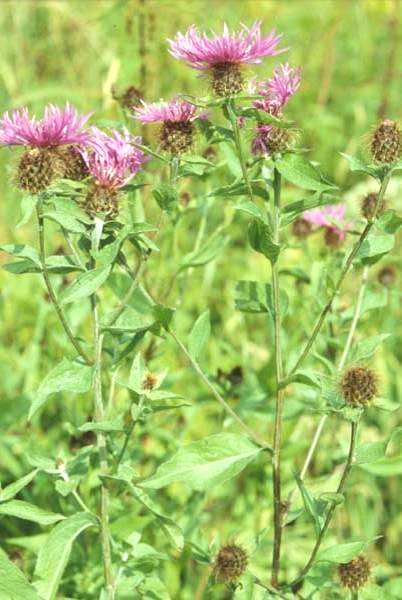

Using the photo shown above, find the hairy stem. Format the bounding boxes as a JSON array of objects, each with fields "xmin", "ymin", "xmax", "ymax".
[
  {"xmin": 36, "ymin": 204, "xmax": 93, "ymax": 365},
  {"xmin": 271, "ymin": 168, "xmax": 285, "ymax": 587},
  {"xmin": 285, "ymin": 420, "xmax": 359, "ymax": 589},
  {"xmin": 288, "ymin": 174, "xmax": 390, "ymax": 377},
  {"xmin": 227, "ymin": 100, "xmax": 254, "ymax": 203},
  {"xmin": 168, "ymin": 328, "xmax": 270, "ymax": 450},
  {"xmin": 91, "ymin": 218, "xmax": 114, "ymax": 597}
]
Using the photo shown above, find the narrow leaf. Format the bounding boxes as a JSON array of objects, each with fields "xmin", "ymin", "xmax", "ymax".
[
  {"xmin": 188, "ymin": 310, "xmax": 211, "ymax": 360},
  {"xmin": 0, "ymin": 500, "xmax": 65, "ymax": 525},
  {"xmin": 0, "ymin": 547, "xmax": 41, "ymax": 600},
  {"xmin": 59, "ymin": 266, "xmax": 111, "ymax": 304}
]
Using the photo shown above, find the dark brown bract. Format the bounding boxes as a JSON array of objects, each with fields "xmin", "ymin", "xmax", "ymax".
[
  {"xmin": 17, "ymin": 147, "xmax": 64, "ymax": 194},
  {"xmin": 84, "ymin": 183, "xmax": 119, "ymax": 219},
  {"xmin": 341, "ymin": 366, "xmax": 377, "ymax": 407},
  {"xmin": 160, "ymin": 121, "xmax": 194, "ymax": 154},
  {"xmin": 339, "ymin": 555, "xmax": 371, "ymax": 590},
  {"xmin": 370, "ymin": 119, "xmax": 400, "ymax": 164},
  {"xmin": 211, "ymin": 62, "xmax": 244, "ymax": 97},
  {"xmin": 213, "ymin": 544, "xmax": 248, "ymax": 583}
]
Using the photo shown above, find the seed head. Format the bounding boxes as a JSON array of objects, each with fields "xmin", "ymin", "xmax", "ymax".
[
  {"xmin": 16, "ymin": 147, "xmax": 64, "ymax": 194},
  {"xmin": 341, "ymin": 366, "xmax": 378, "ymax": 407},
  {"xmin": 84, "ymin": 182, "xmax": 119, "ymax": 219},
  {"xmin": 338, "ymin": 556, "xmax": 371, "ymax": 590},
  {"xmin": 292, "ymin": 217, "xmax": 312, "ymax": 238},
  {"xmin": 361, "ymin": 192, "xmax": 385, "ymax": 221},
  {"xmin": 213, "ymin": 544, "xmax": 248, "ymax": 583},
  {"xmin": 370, "ymin": 119, "xmax": 400, "ymax": 164},
  {"xmin": 378, "ymin": 265, "xmax": 396, "ymax": 287}
]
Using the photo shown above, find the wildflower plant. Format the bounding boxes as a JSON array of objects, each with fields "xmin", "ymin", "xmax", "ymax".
[{"xmin": 0, "ymin": 18, "xmax": 401, "ymax": 600}]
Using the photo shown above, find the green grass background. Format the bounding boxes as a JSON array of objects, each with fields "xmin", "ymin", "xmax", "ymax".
[{"xmin": 0, "ymin": 1, "xmax": 401, "ymax": 598}]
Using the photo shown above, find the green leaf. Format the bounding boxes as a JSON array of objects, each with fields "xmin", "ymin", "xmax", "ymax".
[
  {"xmin": 141, "ymin": 433, "xmax": 261, "ymax": 491},
  {"xmin": 281, "ymin": 193, "xmax": 337, "ymax": 226},
  {"xmin": 29, "ymin": 359, "xmax": 93, "ymax": 420},
  {"xmin": 180, "ymin": 234, "xmax": 228, "ymax": 268},
  {"xmin": 316, "ymin": 540, "xmax": 367, "ymax": 563},
  {"xmin": 359, "ymin": 456, "xmax": 402, "ymax": 477},
  {"xmin": 234, "ymin": 280, "xmax": 272, "ymax": 313},
  {"xmin": 0, "ymin": 547, "xmax": 41, "ymax": 600},
  {"xmin": 234, "ymin": 200, "xmax": 267, "ymax": 221},
  {"xmin": 188, "ymin": 310, "xmax": 210, "ymax": 360},
  {"xmin": 45, "ymin": 255, "xmax": 85, "ymax": 274},
  {"xmin": 34, "ymin": 512, "xmax": 97, "ymax": 600},
  {"xmin": 78, "ymin": 418, "xmax": 125, "ymax": 433},
  {"xmin": 279, "ymin": 370, "xmax": 321, "ymax": 390},
  {"xmin": 152, "ymin": 304, "xmax": 175, "ymax": 329},
  {"xmin": 43, "ymin": 210, "xmax": 86, "ymax": 234},
  {"xmin": 0, "ymin": 500, "xmax": 65, "ymax": 525},
  {"xmin": 340, "ymin": 153, "xmax": 380, "ymax": 179},
  {"xmin": 294, "ymin": 474, "xmax": 325, "ymax": 538},
  {"xmin": 356, "ymin": 233, "xmax": 395, "ymax": 264},
  {"xmin": 377, "ymin": 210, "xmax": 402, "ymax": 234},
  {"xmin": 275, "ymin": 154, "xmax": 336, "ymax": 192},
  {"xmin": 17, "ymin": 195, "xmax": 37, "ymax": 228},
  {"xmin": 152, "ymin": 183, "xmax": 178, "ymax": 212},
  {"xmin": 0, "ymin": 244, "xmax": 41, "ymax": 266},
  {"xmin": 59, "ymin": 266, "xmax": 111, "ymax": 304},
  {"xmin": 0, "ymin": 469, "xmax": 39, "ymax": 502},
  {"xmin": 355, "ymin": 441, "xmax": 387, "ymax": 465},
  {"xmin": 350, "ymin": 334, "xmax": 390, "ymax": 363},
  {"xmin": 248, "ymin": 219, "xmax": 280, "ymax": 263}
]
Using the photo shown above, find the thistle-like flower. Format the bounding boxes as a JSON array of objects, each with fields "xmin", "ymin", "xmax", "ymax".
[
  {"xmin": 134, "ymin": 99, "xmax": 201, "ymax": 154},
  {"xmin": 168, "ymin": 22, "xmax": 284, "ymax": 96},
  {"xmin": 339, "ymin": 556, "xmax": 371, "ymax": 590},
  {"xmin": 79, "ymin": 128, "xmax": 148, "ymax": 218},
  {"xmin": 340, "ymin": 366, "xmax": 378, "ymax": 407},
  {"xmin": 213, "ymin": 544, "xmax": 248, "ymax": 584},
  {"xmin": 370, "ymin": 119, "xmax": 400, "ymax": 164},
  {"xmin": 0, "ymin": 103, "xmax": 91, "ymax": 193},
  {"xmin": 303, "ymin": 204, "xmax": 351, "ymax": 246},
  {"xmin": 252, "ymin": 64, "xmax": 301, "ymax": 156}
]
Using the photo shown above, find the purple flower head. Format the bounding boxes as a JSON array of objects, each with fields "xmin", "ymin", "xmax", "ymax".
[
  {"xmin": 168, "ymin": 21, "xmax": 284, "ymax": 70},
  {"xmin": 0, "ymin": 103, "xmax": 92, "ymax": 148},
  {"xmin": 304, "ymin": 204, "xmax": 351, "ymax": 241},
  {"xmin": 254, "ymin": 63, "xmax": 301, "ymax": 116},
  {"xmin": 133, "ymin": 99, "xmax": 200, "ymax": 124},
  {"xmin": 79, "ymin": 128, "xmax": 148, "ymax": 189}
]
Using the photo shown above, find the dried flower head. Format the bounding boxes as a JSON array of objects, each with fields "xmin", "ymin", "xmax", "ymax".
[
  {"xmin": 134, "ymin": 99, "xmax": 201, "ymax": 154},
  {"xmin": 338, "ymin": 556, "xmax": 371, "ymax": 590},
  {"xmin": 213, "ymin": 544, "xmax": 248, "ymax": 583},
  {"xmin": 303, "ymin": 204, "xmax": 351, "ymax": 245},
  {"xmin": 168, "ymin": 22, "xmax": 284, "ymax": 96},
  {"xmin": 79, "ymin": 128, "xmax": 148, "ymax": 218},
  {"xmin": 370, "ymin": 119, "xmax": 401, "ymax": 164},
  {"xmin": 361, "ymin": 192, "xmax": 385, "ymax": 221},
  {"xmin": 341, "ymin": 366, "xmax": 378, "ymax": 407},
  {"xmin": 292, "ymin": 217, "xmax": 313, "ymax": 238},
  {"xmin": 378, "ymin": 265, "xmax": 396, "ymax": 287}
]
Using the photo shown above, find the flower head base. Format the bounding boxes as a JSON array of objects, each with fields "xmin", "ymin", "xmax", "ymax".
[
  {"xmin": 252, "ymin": 124, "xmax": 294, "ymax": 156},
  {"xmin": 213, "ymin": 544, "xmax": 248, "ymax": 584},
  {"xmin": 16, "ymin": 148, "xmax": 65, "ymax": 194},
  {"xmin": 79, "ymin": 128, "xmax": 148, "ymax": 218},
  {"xmin": 303, "ymin": 204, "xmax": 350, "ymax": 245},
  {"xmin": 339, "ymin": 556, "xmax": 371, "ymax": 590},
  {"xmin": 168, "ymin": 22, "xmax": 284, "ymax": 96},
  {"xmin": 0, "ymin": 103, "xmax": 91, "ymax": 148},
  {"xmin": 134, "ymin": 99, "xmax": 200, "ymax": 154},
  {"xmin": 341, "ymin": 366, "xmax": 378, "ymax": 407},
  {"xmin": 370, "ymin": 119, "xmax": 400, "ymax": 164}
]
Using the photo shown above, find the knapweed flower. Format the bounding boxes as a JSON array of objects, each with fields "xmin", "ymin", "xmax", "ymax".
[
  {"xmin": 252, "ymin": 63, "xmax": 301, "ymax": 156},
  {"xmin": 339, "ymin": 556, "xmax": 371, "ymax": 590},
  {"xmin": 134, "ymin": 99, "xmax": 201, "ymax": 154},
  {"xmin": 213, "ymin": 544, "xmax": 248, "ymax": 584},
  {"xmin": 340, "ymin": 366, "xmax": 378, "ymax": 407},
  {"xmin": 303, "ymin": 204, "xmax": 351, "ymax": 247},
  {"xmin": 0, "ymin": 103, "xmax": 91, "ymax": 193},
  {"xmin": 168, "ymin": 22, "xmax": 284, "ymax": 96},
  {"xmin": 79, "ymin": 128, "xmax": 148, "ymax": 218},
  {"xmin": 370, "ymin": 119, "xmax": 400, "ymax": 164}
]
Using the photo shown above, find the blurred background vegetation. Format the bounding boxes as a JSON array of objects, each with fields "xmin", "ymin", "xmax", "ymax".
[{"xmin": 0, "ymin": 1, "xmax": 401, "ymax": 598}]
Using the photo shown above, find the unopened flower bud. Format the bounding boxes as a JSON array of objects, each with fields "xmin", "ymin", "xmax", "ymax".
[
  {"xmin": 213, "ymin": 544, "xmax": 248, "ymax": 583},
  {"xmin": 370, "ymin": 119, "xmax": 400, "ymax": 164},
  {"xmin": 84, "ymin": 183, "xmax": 119, "ymax": 219},
  {"xmin": 361, "ymin": 192, "xmax": 385, "ymax": 221},
  {"xmin": 341, "ymin": 366, "xmax": 378, "ymax": 407},
  {"xmin": 378, "ymin": 265, "xmax": 396, "ymax": 287},
  {"xmin": 338, "ymin": 556, "xmax": 371, "ymax": 590},
  {"xmin": 292, "ymin": 217, "xmax": 312, "ymax": 238}
]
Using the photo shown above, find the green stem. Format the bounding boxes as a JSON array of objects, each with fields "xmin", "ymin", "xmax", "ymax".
[
  {"xmin": 168, "ymin": 328, "xmax": 270, "ymax": 450},
  {"xmin": 271, "ymin": 168, "xmax": 285, "ymax": 587},
  {"xmin": 288, "ymin": 173, "xmax": 390, "ymax": 377},
  {"xmin": 285, "ymin": 420, "xmax": 359, "ymax": 590},
  {"xmin": 91, "ymin": 218, "xmax": 114, "ymax": 598},
  {"xmin": 36, "ymin": 205, "xmax": 93, "ymax": 365},
  {"xmin": 227, "ymin": 100, "xmax": 254, "ymax": 203}
]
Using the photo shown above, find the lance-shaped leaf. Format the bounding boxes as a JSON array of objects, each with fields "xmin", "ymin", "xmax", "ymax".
[
  {"xmin": 275, "ymin": 154, "xmax": 336, "ymax": 192},
  {"xmin": 141, "ymin": 433, "xmax": 261, "ymax": 491},
  {"xmin": 188, "ymin": 310, "xmax": 210, "ymax": 360},
  {"xmin": 0, "ymin": 500, "xmax": 65, "ymax": 525},
  {"xmin": 59, "ymin": 265, "xmax": 111, "ymax": 304},
  {"xmin": 0, "ymin": 547, "xmax": 41, "ymax": 600},
  {"xmin": 0, "ymin": 469, "xmax": 39, "ymax": 502}
]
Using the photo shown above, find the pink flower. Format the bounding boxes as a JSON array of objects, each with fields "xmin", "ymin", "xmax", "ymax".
[
  {"xmin": 0, "ymin": 103, "xmax": 92, "ymax": 147},
  {"xmin": 133, "ymin": 99, "xmax": 200, "ymax": 124},
  {"xmin": 168, "ymin": 22, "xmax": 284, "ymax": 70},
  {"xmin": 79, "ymin": 128, "xmax": 148, "ymax": 189},
  {"xmin": 254, "ymin": 63, "xmax": 301, "ymax": 116},
  {"xmin": 304, "ymin": 204, "xmax": 351, "ymax": 241}
]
